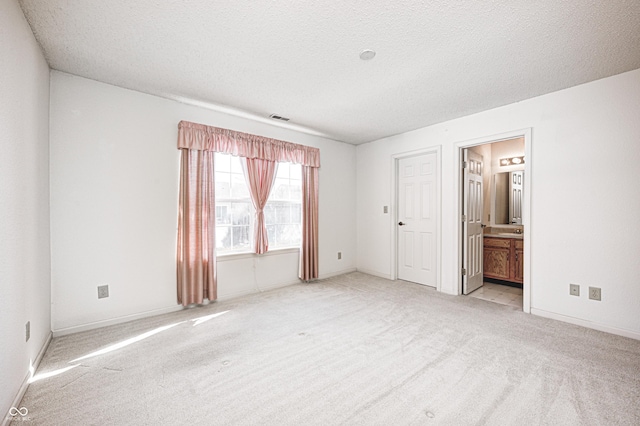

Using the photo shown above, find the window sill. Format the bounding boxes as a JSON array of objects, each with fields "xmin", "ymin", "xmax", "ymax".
[{"xmin": 216, "ymin": 247, "xmax": 299, "ymax": 262}]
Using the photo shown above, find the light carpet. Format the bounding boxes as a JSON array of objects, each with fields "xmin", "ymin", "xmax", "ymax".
[{"xmin": 12, "ymin": 272, "xmax": 640, "ymax": 425}]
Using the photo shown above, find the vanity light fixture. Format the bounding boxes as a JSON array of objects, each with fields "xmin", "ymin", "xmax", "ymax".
[{"xmin": 500, "ymin": 156, "xmax": 525, "ymax": 166}]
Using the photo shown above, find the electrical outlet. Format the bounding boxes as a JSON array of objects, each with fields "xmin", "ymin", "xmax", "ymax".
[
  {"xmin": 589, "ymin": 287, "xmax": 601, "ymax": 301},
  {"xmin": 570, "ymin": 284, "xmax": 580, "ymax": 296},
  {"xmin": 25, "ymin": 321, "xmax": 30, "ymax": 342},
  {"xmin": 337, "ymin": 252, "xmax": 342, "ymax": 260},
  {"xmin": 98, "ymin": 285, "xmax": 109, "ymax": 299},
  {"xmin": 383, "ymin": 206, "xmax": 388, "ymax": 214}
]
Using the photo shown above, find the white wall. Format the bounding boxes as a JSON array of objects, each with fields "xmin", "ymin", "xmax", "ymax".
[
  {"xmin": 50, "ymin": 71, "xmax": 357, "ymax": 334},
  {"xmin": 357, "ymin": 69, "xmax": 640, "ymax": 338},
  {"xmin": 0, "ymin": 0, "xmax": 51, "ymax": 417}
]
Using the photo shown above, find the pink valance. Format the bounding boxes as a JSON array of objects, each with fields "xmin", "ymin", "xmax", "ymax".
[{"xmin": 178, "ymin": 121, "xmax": 320, "ymax": 168}]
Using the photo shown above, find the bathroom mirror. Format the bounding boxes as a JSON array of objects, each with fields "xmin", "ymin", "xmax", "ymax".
[{"xmin": 493, "ymin": 171, "xmax": 524, "ymax": 225}]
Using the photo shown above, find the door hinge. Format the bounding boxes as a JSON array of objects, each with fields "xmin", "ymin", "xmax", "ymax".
[
  {"xmin": 463, "ymin": 161, "xmax": 468, "ymax": 169},
  {"xmin": 461, "ymin": 214, "xmax": 467, "ymax": 222},
  {"xmin": 461, "ymin": 268, "xmax": 467, "ymax": 276}
]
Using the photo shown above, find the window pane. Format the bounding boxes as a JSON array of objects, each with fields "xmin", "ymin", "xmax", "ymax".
[
  {"xmin": 276, "ymin": 162, "xmax": 289, "ymax": 179},
  {"xmin": 264, "ymin": 211, "xmax": 301, "ymax": 248},
  {"xmin": 264, "ymin": 162, "xmax": 301, "ymax": 250},
  {"xmin": 230, "ymin": 156, "xmax": 244, "ymax": 174},
  {"xmin": 271, "ymin": 178, "xmax": 290, "ymax": 200},
  {"xmin": 264, "ymin": 203, "xmax": 276, "ymax": 224},
  {"xmin": 266, "ymin": 224, "xmax": 276, "ymax": 246},
  {"xmin": 232, "ymin": 226, "xmax": 250, "ymax": 249},
  {"xmin": 290, "ymin": 184, "xmax": 301, "ymax": 201},
  {"xmin": 216, "ymin": 203, "xmax": 231, "ymax": 225},
  {"xmin": 275, "ymin": 203, "xmax": 290, "ymax": 224},
  {"xmin": 231, "ymin": 202, "xmax": 251, "ymax": 225},
  {"xmin": 231, "ymin": 174, "xmax": 249, "ymax": 198},
  {"xmin": 215, "ymin": 153, "xmax": 231, "ymax": 172},
  {"xmin": 215, "ymin": 172, "xmax": 231, "ymax": 198},
  {"xmin": 214, "ymin": 153, "xmax": 254, "ymax": 253},
  {"xmin": 291, "ymin": 204, "xmax": 301, "ymax": 224},
  {"xmin": 276, "ymin": 224, "xmax": 300, "ymax": 247},
  {"xmin": 290, "ymin": 164, "xmax": 301, "ymax": 180},
  {"xmin": 216, "ymin": 226, "xmax": 231, "ymax": 249}
]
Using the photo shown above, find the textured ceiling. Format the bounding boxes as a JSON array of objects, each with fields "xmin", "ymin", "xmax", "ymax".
[{"xmin": 19, "ymin": 0, "xmax": 640, "ymax": 144}]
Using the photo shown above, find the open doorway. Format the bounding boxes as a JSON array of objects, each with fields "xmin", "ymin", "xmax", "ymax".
[{"xmin": 457, "ymin": 130, "xmax": 531, "ymax": 313}]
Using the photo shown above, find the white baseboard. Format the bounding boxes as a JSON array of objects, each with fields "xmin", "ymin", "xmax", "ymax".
[
  {"xmin": 218, "ymin": 269, "xmax": 358, "ymax": 300},
  {"xmin": 218, "ymin": 279, "xmax": 302, "ymax": 301},
  {"xmin": 318, "ymin": 268, "xmax": 357, "ymax": 280},
  {"xmin": 355, "ymin": 268, "xmax": 391, "ymax": 280},
  {"xmin": 2, "ymin": 332, "xmax": 52, "ymax": 426},
  {"xmin": 52, "ymin": 305, "xmax": 185, "ymax": 337},
  {"xmin": 531, "ymin": 308, "xmax": 640, "ymax": 341}
]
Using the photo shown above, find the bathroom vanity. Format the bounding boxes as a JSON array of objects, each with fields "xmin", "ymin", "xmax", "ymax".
[
  {"xmin": 484, "ymin": 167, "xmax": 525, "ymax": 285},
  {"xmin": 483, "ymin": 235, "xmax": 523, "ymax": 284}
]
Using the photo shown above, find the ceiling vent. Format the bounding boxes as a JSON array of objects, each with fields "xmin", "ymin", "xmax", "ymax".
[{"xmin": 269, "ymin": 114, "xmax": 290, "ymax": 122}]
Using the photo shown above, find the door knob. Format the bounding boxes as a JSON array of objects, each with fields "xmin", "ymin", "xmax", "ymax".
[{"xmin": 398, "ymin": 222, "xmax": 406, "ymax": 226}]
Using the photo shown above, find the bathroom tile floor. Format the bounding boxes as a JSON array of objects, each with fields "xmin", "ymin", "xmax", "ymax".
[{"xmin": 469, "ymin": 282, "xmax": 523, "ymax": 309}]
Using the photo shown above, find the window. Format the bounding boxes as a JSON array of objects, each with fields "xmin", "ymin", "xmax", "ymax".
[
  {"xmin": 265, "ymin": 161, "xmax": 302, "ymax": 249},
  {"xmin": 214, "ymin": 153, "xmax": 301, "ymax": 254}
]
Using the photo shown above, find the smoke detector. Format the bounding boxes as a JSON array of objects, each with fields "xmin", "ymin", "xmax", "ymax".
[{"xmin": 359, "ymin": 49, "xmax": 376, "ymax": 60}]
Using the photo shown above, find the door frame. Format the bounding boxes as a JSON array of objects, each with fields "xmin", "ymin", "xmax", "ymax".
[
  {"xmin": 455, "ymin": 129, "xmax": 532, "ymax": 313},
  {"xmin": 390, "ymin": 146, "xmax": 442, "ymax": 291}
]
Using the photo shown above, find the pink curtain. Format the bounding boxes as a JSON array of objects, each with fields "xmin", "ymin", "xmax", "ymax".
[
  {"xmin": 243, "ymin": 158, "xmax": 278, "ymax": 254},
  {"xmin": 176, "ymin": 149, "xmax": 217, "ymax": 305},
  {"xmin": 178, "ymin": 121, "xmax": 320, "ymax": 167},
  {"xmin": 176, "ymin": 120, "xmax": 320, "ymax": 286},
  {"xmin": 299, "ymin": 165, "xmax": 319, "ymax": 281}
]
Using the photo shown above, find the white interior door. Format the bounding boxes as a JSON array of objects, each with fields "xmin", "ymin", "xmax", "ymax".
[
  {"xmin": 463, "ymin": 149, "xmax": 484, "ymax": 294},
  {"xmin": 510, "ymin": 171, "xmax": 523, "ymax": 225},
  {"xmin": 398, "ymin": 153, "xmax": 437, "ymax": 287}
]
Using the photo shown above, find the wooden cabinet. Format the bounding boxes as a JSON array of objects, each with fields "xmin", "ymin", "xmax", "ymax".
[
  {"xmin": 483, "ymin": 237, "xmax": 523, "ymax": 284},
  {"xmin": 513, "ymin": 240, "xmax": 524, "ymax": 283},
  {"xmin": 483, "ymin": 237, "xmax": 511, "ymax": 280}
]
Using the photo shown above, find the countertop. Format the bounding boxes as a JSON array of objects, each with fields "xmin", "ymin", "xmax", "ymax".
[{"xmin": 484, "ymin": 233, "xmax": 523, "ymax": 240}]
